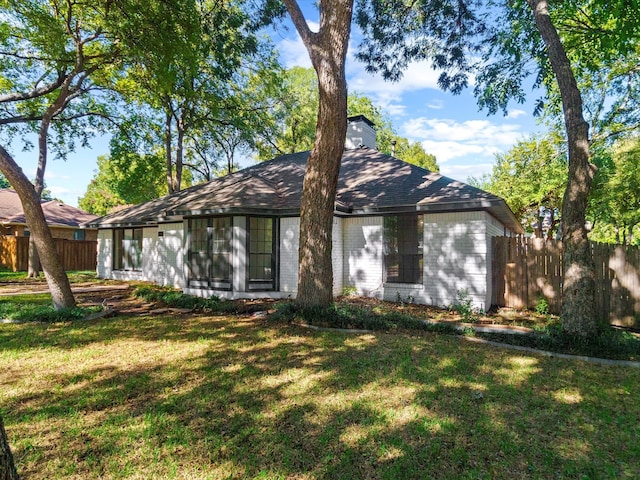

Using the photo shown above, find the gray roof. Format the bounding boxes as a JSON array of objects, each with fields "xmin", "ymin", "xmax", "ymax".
[{"xmin": 87, "ymin": 148, "xmax": 523, "ymax": 233}]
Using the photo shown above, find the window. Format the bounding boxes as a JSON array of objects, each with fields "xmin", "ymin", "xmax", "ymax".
[
  {"xmin": 248, "ymin": 217, "xmax": 277, "ymax": 291},
  {"xmin": 383, "ymin": 214, "xmax": 423, "ymax": 284},
  {"xmin": 187, "ymin": 217, "xmax": 232, "ymax": 289},
  {"xmin": 73, "ymin": 229, "xmax": 85, "ymax": 240},
  {"xmin": 114, "ymin": 228, "xmax": 143, "ymax": 270}
]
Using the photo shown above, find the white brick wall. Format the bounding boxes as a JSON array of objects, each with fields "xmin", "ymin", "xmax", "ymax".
[
  {"xmin": 160, "ymin": 223, "xmax": 185, "ymax": 288},
  {"xmin": 332, "ymin": 217, "xmax": 343, "ymax": 296},
  {"xmin": 422, "ymin": 211, "xmax": 488, "ymax": 310},
  {"xmin": 279, "ymin": 217, "xmax": 299, "ymax": 295},
  {"xmin": 96, "ymin": 230, "xmax": 112, "ymax": 279},
  {"xmin": 342, "ymin": 216, "xmax": 384, "ymax": 297}
]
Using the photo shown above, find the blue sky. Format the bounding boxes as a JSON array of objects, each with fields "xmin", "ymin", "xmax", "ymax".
[{"xmin": 8, "ymin": 10, "xmax": 542, "ymax": 208}]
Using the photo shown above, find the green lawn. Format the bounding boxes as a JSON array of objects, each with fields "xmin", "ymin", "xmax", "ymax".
[
  {"xmin": 0, "ymin": 269, "xmax": 97, "ymax": 284},
  {"xmin": 1, "ymin": 313, "xmax": 639, "ymax": 479}
]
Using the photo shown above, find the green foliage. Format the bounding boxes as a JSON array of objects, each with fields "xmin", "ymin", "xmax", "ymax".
[
  {"xmin": 479, "ymin": 324, "xmax": 640, "ymax": 361},
  {"xmin": 0, "ymin": 172, "xmax": 9, "ymax": 188},
  {"xmin": 133, "ymin": 285, "xmax": 236, "ymax": 313},
  {"xmin": 255, "ymin": 66, "xmax": 439, "ymax": 172},
  {"xmin": 0, "ymin": 299, "xmax": 99, "ymax": 323},
  {"xmin": 393, "ymin": 137, "xmax": 439, "ymax": 172},
  {"xmin": 472, "ymin": 134, "xmax": 566, "ymax": 237},
  {"xmin": 535, "ymin": 296, "xmax": 549, "ymax": 316},
  {"xmin": 452, "ymin": 289, "xmax": 479, "ymax": 323},
  {"xmin": 589, "ymin": 137, "xmax": 640, "ymax": 245},
  {"xmin": 272, "ymin": 300, "xmax": 462, "ymax": 336},
  {"xmin": 78, "ymin": 154, "xmax": 166, "ymax": 215}
]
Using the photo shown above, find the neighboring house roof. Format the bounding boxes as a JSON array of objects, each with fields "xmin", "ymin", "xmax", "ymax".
[
  {"xmin": 88, "ymin": 149, "xmax": 524, "ymax": 233},
  {"xmin": 0, "ymin": 189, "xmax": 98, "ymax": 229}
]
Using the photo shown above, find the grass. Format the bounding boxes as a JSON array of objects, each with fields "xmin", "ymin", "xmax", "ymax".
[
  {"xmin": 1, "ymin": 312, "xmax": 640, "ymax": 479},
  {"xmin": 0, "ymin": 269, "xmax": 98, "ymax": 284},
  {"xmin": 0, "ymin": 292, "xmax": 100, "ymax": 323},
  {"xmin": 276, "ymin": 300, "xmax": 640, "ymax": 362}
]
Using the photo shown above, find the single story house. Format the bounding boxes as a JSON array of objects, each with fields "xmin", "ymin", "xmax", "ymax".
[
  {"xmin": 87, "ymin": 116, "xmax": 523, "ymax": 310},
  {"xmin": 0, "ymin": 188, "xmax": 98, "ymax": 241}
]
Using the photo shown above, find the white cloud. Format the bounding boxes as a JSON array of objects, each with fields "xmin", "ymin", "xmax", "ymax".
[
  {"xmin": 347, "ymin": 60, "xmax": 441, "ymax": 104},
  {"xmin": 506, "ymin": 109, "xmax": 527, "ymax": 119},
  {"xmin": 427, "ymin": 99, "xmax": 444, "ymax": 110},
  {"xmin": 439, "ymin": 162, "xmax": 495, "ymax": 182},
  {"xmin": 277, "ymin": 27, "xmax": 442, "ymax": 118},
  {"xmin": 276, "ymin": 21, "xmax": 319, "ymax": 68},
  {"xmin": 400, "ymin": 117, "xmax": 527, "ymax": 180}
]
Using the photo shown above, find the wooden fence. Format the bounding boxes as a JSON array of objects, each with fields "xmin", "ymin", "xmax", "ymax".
[
  {"xmin": 492, "ymin": 236, "xmax": 640, "ymax": 327},
  {"xmin": 0, "ymin": 235, "xmax": 97, "ymax": 272}
]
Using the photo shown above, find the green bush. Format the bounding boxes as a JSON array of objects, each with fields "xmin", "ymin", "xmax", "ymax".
[
  {"xmin": 133, "ymin": 285, "xmax": 228, "ymax": 312},
  {"xmin": 272, "ymin": 300, "xmax": 463, "ymax": 336},
  {"xmin": 0, "ymin": 303, "xmax": 100, "ymax": 323}
]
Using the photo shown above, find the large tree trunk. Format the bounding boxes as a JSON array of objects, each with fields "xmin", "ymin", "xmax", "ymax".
[
  {"xmin": 165, "ymin": 107, "xmax": 176, "ymax": 194},
  {"xmin": 527, "ymin": 0, "xmax": 601, "ymax": 337},
  {"xmin": 0, "ymin": 145, "xmax": 75, "ymax": 310},
  {"xmin": 283, "ymin": 0, "xmax": 354, "ymax": 308},
  {"xmin": 0, "ymin": 414, "xmax": 20, "ymax": 480}
]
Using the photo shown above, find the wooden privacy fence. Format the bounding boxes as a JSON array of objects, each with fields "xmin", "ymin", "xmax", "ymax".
[
  {"xmin": 492, "ymin": 236, "xmax": 640, "ymax": 327},
  {"xmin": 0, "ymin": 235, "xmax": 97, "ymax": 272}
]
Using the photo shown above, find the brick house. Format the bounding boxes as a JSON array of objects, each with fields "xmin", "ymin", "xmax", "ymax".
[
  {"xmin": 0, "ymin": 189, "xmax": 97, "ymax": 241},
  {"xmin": 87, "ymin": 116, "xmax": 523, "ymax": 310}
]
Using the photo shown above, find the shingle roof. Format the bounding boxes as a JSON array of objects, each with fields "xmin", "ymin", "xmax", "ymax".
[
  {"xmin": 87, "ymin": 148, "xmax": 523, "ymax": 233},
  {"xmin": 0, "ymin": 189, "xmax": 98, "ymax": 228}
]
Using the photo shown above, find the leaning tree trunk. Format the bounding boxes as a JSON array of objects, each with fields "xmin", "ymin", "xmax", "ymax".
[
  {"xmin": 283, "ymin": 0, "xmax": 354, "ymax": 308},
  {"xmin": 0, "ymin": 414, "xmax": 20, "ymax": 480},
  {"xmin": 0, "ymin": 145, "xmax": 75, "ymax": 309},
  {"xmin": 527, "ymin": 0, "xmax": 602, "ymax": 337}
]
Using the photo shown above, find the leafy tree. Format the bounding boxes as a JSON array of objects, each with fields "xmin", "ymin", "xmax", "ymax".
[
  {"xmin": 256, "ymin": 67, "xmax": 439, "ymax": 171},
  {"xmin": 276, "ymin": 0, "xmax": 354, "ymax": 308},
  {"xmin": 0, "ymin": 173, "xmax": 9, "ymax": 189},
  {"xmin": 0, "ymin": 0, "xmax": 119, "ymax": 293},
  {"xmin": 589, "ymin": 137, "xmax": 640, "ymax": 245},
  {"xmin": 78, "ymin": 154, "xmax": 166, "ymax": 216},
  {"xmin": 111, "ymin": 0, "xmax": 275, "ymax": 193},
  {"xmin": 355, "ymin": 0, "xmax": 616, "ymax": 337},
  {"xmin": 472, "ymin": 135, "xmax": 566, "ymax": 237},
  {"xmin": 393, "ymin": 137, "xmax": 439, "ymax": 172}
]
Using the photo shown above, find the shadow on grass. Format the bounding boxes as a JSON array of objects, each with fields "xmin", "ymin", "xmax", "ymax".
[{"xmin": 1, "ymin": 314, "xmax": 639, "ymax": 479}]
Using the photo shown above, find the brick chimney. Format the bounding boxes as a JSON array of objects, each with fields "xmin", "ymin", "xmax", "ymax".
[{"xmin": 345, "ymin": 115, "xmax": 376, "ymax": 150}]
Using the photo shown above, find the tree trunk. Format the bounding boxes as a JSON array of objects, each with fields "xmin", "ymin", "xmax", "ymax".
[
  {"xmin": 283, "ymin": 0, "xmax": 354, "ymax": 308},
  {"xmin": 527, "ymin": 0, "xmax": 601, "ymax": 337},
  {"xmin": 176, "ymin": 121, "xmax": 184, "ymax": 191},
  {"xmin": 0, "ymin": 145, "xmax": 75, "ymax": 310},
  {"xmin": 165, "ymin": 108, "xmax": 175, "ymax": 194},
  {"xmin": 0, "ymin": 414, "xmax": 20, "ymax": 480},
  {"xmin": 28, "ymin": 111, "xmax": 52, "ymax": 278}
]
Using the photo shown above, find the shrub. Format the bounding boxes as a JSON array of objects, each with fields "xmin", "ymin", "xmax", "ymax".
[
  {"xmin": 133, "ymin": 285, "xmax": 226, "ymax": 312},
  {"xmin": 452, "ymin": 289, "xmax": 479, "ymax": 323}
]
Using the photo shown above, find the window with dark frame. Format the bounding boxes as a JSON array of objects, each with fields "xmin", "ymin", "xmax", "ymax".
[
  {"xmin": 248, "ymin": 217, "xmax": 276, "ymax": 291},
  {"xmin": 383, "ymin": 214, "xmax": 424, "ymax": 284},
  {"xmin": 113, "ymin": 227, "xmax": 143, "ymax": 271},
  {"xmin": 187, "ymin": 217, "xmax": 232, "ymax": 289},
  {"xmin": 73, "ymin": 229, "xmax": 85, "ymax": 240}
]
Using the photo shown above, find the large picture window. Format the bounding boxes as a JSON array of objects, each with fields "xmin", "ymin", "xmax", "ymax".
[
  {"xmin": 187, "ymin": 216, "xmax": 232, "ymax": 289},
  {"xmin": 248, "ymin": 217, "xmax": 277, "ymax": 291},
  {"xmin": 383, "ymin": 214, "xmax": 423, "ymax": 284},
  {"xmin": 113, "ymin": 228, "xmax": 143, "ymax": 271}
]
